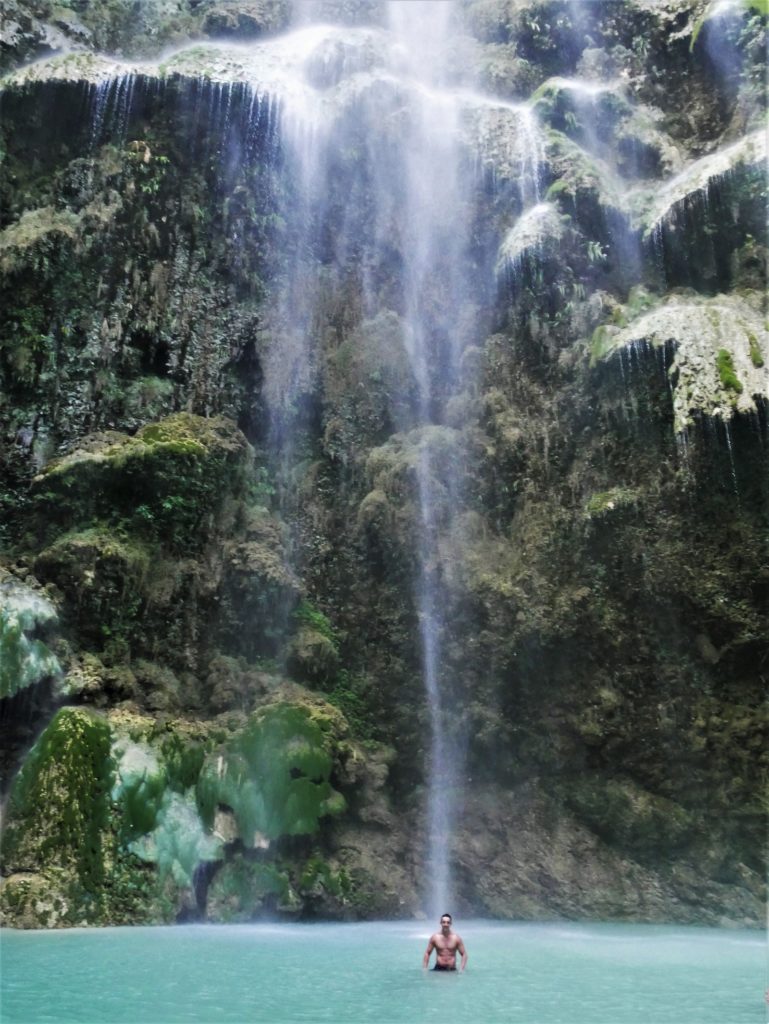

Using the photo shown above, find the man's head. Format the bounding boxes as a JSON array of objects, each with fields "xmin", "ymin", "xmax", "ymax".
[{"xmin": 440, "ymin": 913, "xmax": 452, "ymax": 933}]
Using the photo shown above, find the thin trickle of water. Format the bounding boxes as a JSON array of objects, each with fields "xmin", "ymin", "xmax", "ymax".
[
  {"xmin": 381, "ymin": 0, "xmax": 473, "ymax": 916},
  {"xmin": 88, "ymin": 74, "xmax": 138, "ymax": 150},
  {"xmin": 723, "ymin": 419, "xmax": 740, "ymax": 497},
  {"xmin": 474, "ymin": 97, "xmax": 545, "ymax": 204}
]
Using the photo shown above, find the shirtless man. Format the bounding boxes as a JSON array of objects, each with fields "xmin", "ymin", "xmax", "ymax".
[{"xmin": 422, "ymin": 913, "xmax": 468, "ymax": 972}]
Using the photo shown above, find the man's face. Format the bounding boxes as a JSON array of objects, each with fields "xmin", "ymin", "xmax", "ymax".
[{"xmin": 440, "ymin": 916, "xmax": 451, "ymax": 933}]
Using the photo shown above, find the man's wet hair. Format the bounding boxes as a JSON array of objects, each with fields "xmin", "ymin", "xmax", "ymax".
[{"xmin": 441, "ymin": 913, "xmax": 452, "ymax": 922}]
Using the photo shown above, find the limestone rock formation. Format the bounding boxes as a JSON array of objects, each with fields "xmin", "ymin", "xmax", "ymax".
[{"xmin": 0, "ymin": 0, "xmax": 765, "ymax": 927}]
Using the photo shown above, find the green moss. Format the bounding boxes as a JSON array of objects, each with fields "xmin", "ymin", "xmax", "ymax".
[
  {"xmin": 545, "ymin": 178, "xmax": 572, "ymax": 200},
  {"xmin": 121, "ymin": 771, "xmax": 167, "ymax": 843},
  {"xmin": 33, "ymin": 528, "xmax": 151, "ymax": 646},
  {"xmin": 289, "ymin": 599, "xmax": 341, "ymax": 685},
  {"xmin": 589, "ymin": 325, "xmax": 617, "ymax": 364},
  {"xmin": 31, "ymin": 413, "xmax": 251, "ymax": 552},
  {"xmin": 287, "ymin": 625, "xmax": 340, "ymax": 685},
  {"xmin": 293, "ymin": 599, "xmax": 339, "ymax": 652},
  {"xmin": 716, "ymin": 348, "xmax": 743, "ymax": 394},
  {"xmin": 585, "ymin": 488, "xmax": 638, "ymax": 517},
  {"xmin": 160, "ymin": 733, "xmax": 208, "ymax": 793},
  {"xmin": 625, "ymin": 286, "xmax": 656, "ymax": 318},
  {"xmin": 207, "ymin": 854, "xmax": 296, "ymax": 922},
  {"xmin": 298, "ymin": 854, "xmax": 352, "ymax": 901},
  {"xmin": 2, "ymin": 708, "xmax": 113, "ymax": 891},
  {"xmin": 106, "ymin": 717, "xmax": 230, "ymax": 891},
  {"xmin": 123, "ymin": 376, "xmax": 175, "ymax": 423},
  {"xmin": 323, "ymin": 310, "xmax": 417, "ymax": 461},
  {"xmin": 560, "ymin": 774, "xmax": 696, "ymax": 861},
  {"xmin": 324, "ymin": 670, "xmax": 377, "ymax": 740},
  {"xmin": 747, "ymin": 332, "xmax": 764, "ymax": 368}
]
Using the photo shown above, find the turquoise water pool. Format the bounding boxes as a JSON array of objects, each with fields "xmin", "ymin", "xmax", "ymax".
[{"xmin": 1, "ymin": 920, "xmax": 764, "ymax": 1023}]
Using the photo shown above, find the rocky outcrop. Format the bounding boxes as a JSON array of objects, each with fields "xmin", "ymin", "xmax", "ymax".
[{"xmin": 593, "ymin": 290, "xmax": 767, "ymax": 431}]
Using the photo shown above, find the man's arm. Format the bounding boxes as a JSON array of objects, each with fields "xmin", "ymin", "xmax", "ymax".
[
  {"xmin": 422, "ymin": 936, "xmax": 436, "ymax": 969},
  {"xmin": 457, "ymin": 937, "xmax": 467, "ymax": 971}
]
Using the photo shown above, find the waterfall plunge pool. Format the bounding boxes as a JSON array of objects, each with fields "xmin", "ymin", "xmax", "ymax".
[{"xmin": 1, "ymin": 920, "xmax": 763, "ymax": 1023}]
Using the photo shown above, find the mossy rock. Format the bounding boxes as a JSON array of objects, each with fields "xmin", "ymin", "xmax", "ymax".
[
  {"xmin": 596, "ymin": 291, "xmax": 767, "ymax": 431},
  {"xmin": 544, "ymin": 130, "xmax": 625, "ymax": 218},
  {"xmin": 219, "ymin": 507, "xmax": 300, "ymax": 662},
  {"xmin": 286, "ymin": 599, "xmax": 341, "ymax": 685},
  {"xmin": 559, "ymin": 773, "xmax": 697, "ymax": 862},
  {"xmin": 109, "ymin": 713, "xmax": 224, "ymax": 895},
  {"xmin": 1, "ymin": 706, "xmax": 227, "ymax": 927},
  {"xmin": 201, "ymin": 1, "xmax": 291, "ymax": 39},
  {"xmin": 2, "ymin": 707, "xmax": 113, "ymax": 883},
  {"xmin": 363, "ymin": 425, "xmax": 467, "ymax": 549},
  {"xmin": 0, "ymin": 870, "xmax": 79, "ymax": 929},
  {"xmin": 197, "ymin": 701, "xmax": 347, "ymax": 847},
  {"xmin": 716, "ymin": 348, "xmax": 743, "ymax": 394},
  {"xmin": 533, "ymin": 77, "xmax": 631, "ymax": 145},
  {"xmin": 636, "ymin": 128, "xmax": 767, "ymax": 237},
  {"xmin": 322, "ymin": 310, "xmax": 418, "ymax": 462},
  {"xmin": 287, "ymin": 625, "xmax": 340, "ymax": 685},
  {"xmin": 206, "ymin": 654, "xmax": 274, "ymax": 713},
  {"xmin": 30, "ymin": 413, "xmax": 251, "ymax": 550},
  {"xmin": 584, "ymin": 487, "xmax": 639, "ymax": 518},
  {"xmin": 497, "ymin": 202, "xmax": 568, "ymax": 276},
  {"xmin": 473, "ymin": 42, "xmax": 540, "ymax": 100},
  {"xmin": 297, "ymin": 853, "xmax": 354, "ymax": 909},
  {"xmin": 206, "ymin": 854, "xmax": 297, "ymax": 922},
  {"xmin": 33, "ymin": 529, "xmax": 151, "ymax": 647}
]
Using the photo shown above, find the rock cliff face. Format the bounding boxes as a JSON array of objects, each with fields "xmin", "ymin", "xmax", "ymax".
[{"xmin": 0, "ymin": 0, "xmax": 766, "ymax": 927}]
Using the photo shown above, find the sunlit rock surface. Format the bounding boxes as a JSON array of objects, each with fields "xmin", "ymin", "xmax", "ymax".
[
  {"xmin": 597, "ymin": 291, "xmax": 767, "ymax": 431},
  {"xmin": 497, "ymin": 202, "xmax": 566, "ymax": 274},
  {"xmin": 636, "ymin": 128, "xmax": 767, "ymax": 235}
]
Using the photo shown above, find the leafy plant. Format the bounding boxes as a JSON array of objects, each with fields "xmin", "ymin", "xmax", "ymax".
[
  {"xmin": 293, "ymin": 599, "xmax": 339, "ymax": 651},
  {"xmin": 587, "ymin": 240, "xmax": 607, "ymax": 264}
]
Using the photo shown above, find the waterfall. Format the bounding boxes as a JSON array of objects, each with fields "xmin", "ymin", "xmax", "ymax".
[
  {"xmin": 250, "ymin": 0, "xmax": 477, "ymax": 914},
  {"xmin": 383, "ymin": 0, "xmax": 470, "ymax": 917},
  {"xmin": 389, "ymin": 2, "xmax": 463, "ymax": 915}
]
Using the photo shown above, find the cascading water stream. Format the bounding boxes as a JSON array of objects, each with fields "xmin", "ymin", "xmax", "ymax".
[
  {"xmin": 384, "ymin": 0, "xmax": 469, "ymax": 917},
  {"xmin": 252, "ymin": 0, "xmax": 481, "ymax": 915}
]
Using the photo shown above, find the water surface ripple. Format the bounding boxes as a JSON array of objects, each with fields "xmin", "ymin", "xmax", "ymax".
[{"xmin": 1, "ymin": 920, "xmax": 763, "ymax": 1023}]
